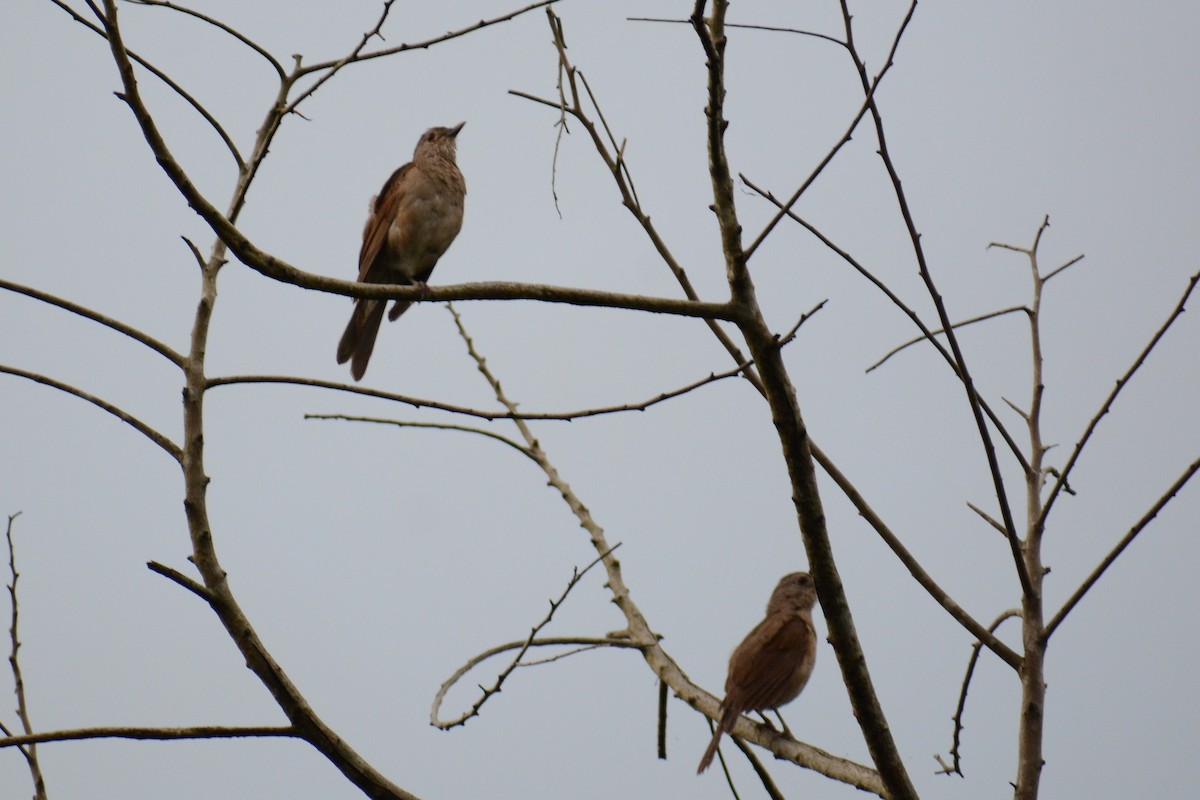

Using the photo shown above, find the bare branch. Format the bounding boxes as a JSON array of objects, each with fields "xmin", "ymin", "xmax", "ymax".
[
  {"xmin": 966, "ymin": 502, "xmax": 1007, "ymax": 537},
  {"xmin": 1, "ymin": 725, "xmax": 298, "ymax": 748},
  {"xmin": 431, "ymin": 548, "xmax": 621, "ymax": 729},
  {"xmin": 741, "ymin": 10, "xmax": 908, "ymax": 262},
  {"xmin": 814, "ymin": 446, "xmax": 1022, "ymax": 670},
  {"xmin": 282, "ymin": 0, "xmax": 397, "ymax": 114},
  {"xmin": 730, "ymin": 732, "xmax": 788, "ymax": 800},
  {"xmin": 5, "ymin": 513, "xmax": 47, "ymax": 799},
  {"xmin": 215, "ymin": 358, "xmax": 753, "ymax": 422},
  {"xmin": 740, "ymin": 180, "xmax": 1022, "ymax": 669},
  {"xmin": 630, "ymin": 16, "xmax": 847, "ymax": 48},
  {"xmin": 0, "ymin": 278, "xmax": 185, "ymax": 367},
  {"xmin": 1043, "ymin": 455, "xmax": 1200, "ymax": 641},
  {"xmin": 45, "ymin": 0, "xmax": 246, "ymax": 167},
  {"xmin": 656, "ymin": 679, "xmax": 668, "ymax": 760},
  {"xmin": 147, "ymin": 561, "xmax": 213, "ymax": 601},
  {"xmin": 126, "ymin": 0, "xmax": 285, "ymax": 76},
  {"xmin": 0, "ymin": 366, "xmax": 182, "ymax": 461},
  {"xmin": 1038, "ymin": 267, "xmax": 1200, "ymax": 530},
  {"xmin": 305, "ymin": 416, "xmax": 535, "ymax": 460},
  {"xmin": 867, "ymin": 306, "xmax": 1029, "ymax": 373},
  {"xmin": 936, "ymin": 610, "xmax": 1021, "ymax": 777},
  {"xmin": 1042, "ymin": 254, "xmax": 1085, "ymax": 283},
  {"xmin": 841, "ymin": 0, "xmax": 1032, "ymax": 600},
  {"xmin": 738, "ymin": 177, "xmax": 1030, "ymax": 475}
]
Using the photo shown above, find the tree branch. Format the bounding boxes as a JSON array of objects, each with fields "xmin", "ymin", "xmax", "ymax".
[
  {"xmin": 1043, "ymin": 455, "xmax": 1200, "ymax": 641},
  {"xmin": 0, "ymin": 366, "xmax": 182, "ymax": 461}
]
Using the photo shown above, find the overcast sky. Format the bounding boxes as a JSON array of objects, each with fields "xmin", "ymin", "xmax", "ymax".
[{"xmin": 2, "ymin": 2, "xmax": 1198, "ymax": 799}]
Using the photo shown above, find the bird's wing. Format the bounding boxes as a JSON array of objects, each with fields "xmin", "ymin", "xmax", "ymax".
[
  {"xmin": 725, "ymin": 614, "xmax": 815, "ymax": 713},
  {"xmin": 357, "ymin": 163, "xmax": 414, "ymax": 283}
]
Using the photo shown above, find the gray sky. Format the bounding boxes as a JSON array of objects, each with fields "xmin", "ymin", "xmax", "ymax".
[{"xmin": 2, "ymin": 1, "xmax": 1198, "ymax": 798}]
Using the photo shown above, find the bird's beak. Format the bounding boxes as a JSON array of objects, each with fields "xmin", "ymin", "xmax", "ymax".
[{"xmin": 449, "ymin": 121, "xmax": 465, "ymax": 137}]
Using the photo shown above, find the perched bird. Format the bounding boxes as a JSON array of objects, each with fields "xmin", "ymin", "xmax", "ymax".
[
  {"xmin": 697, "ymin": 572, "xmax": 818, "ymax": 774},
  {"xmin": 336, "ymin": 123, "xmax": 467, "ymax": 381}
]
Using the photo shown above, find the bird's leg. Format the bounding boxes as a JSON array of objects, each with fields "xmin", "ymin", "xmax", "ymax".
[{"xmin": 772, "ymin": 710, "xmax": 794, "ymax": 740}]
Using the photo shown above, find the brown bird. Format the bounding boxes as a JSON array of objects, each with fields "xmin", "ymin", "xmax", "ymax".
[
  {"xmin": 697, "ymin": 572, "xmax": 818, "ymax": 774},
  {"xmin": 336, "ymin": 123, "xmax": 467, "ymax": 381}
]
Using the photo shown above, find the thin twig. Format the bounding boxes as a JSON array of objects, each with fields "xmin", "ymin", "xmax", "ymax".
[
  {"xmin": 657, "ymin": 679, "xmax": 668, "ymax": 760},
  {"xmin": 741, "ymin": 8, "xmax": 908, "ymax": 262},
  {"xmin": 731, "ymin": 735, "xmax": 787, "ymax": 800},
  {"xmin": 431, "ymin": 547, "xmax": 622, "ymax": 729},
  {"xmin": 737, "ymin": 177, "xmax": 1030, "ymax": 474},
  {"xmin": 219, "ymin": 359, "xmax": 747, "ymax": 421},
  {"xmin": 966, "ymin": 503, "xmax": 1007, "ymax": 537},
  {"xmin": 867, "ymin": 306, "xmax": 1029, "ymax": 373},
  {"xmin": 0, "ymin": 725, "xmax": 298, "ymax": 748},
  {"xmin": 282, "ymin": 0, "xmax": 397, "ymax": 115},
  {"xmin": 841, "ymin": 0, "xmax": 1033, "ymax": 599},
  {"xmin": 514, "ymin": 9, "xmax": 757, "ymax": 380},
  {"xmin": 147, "ymin": 561, "xmax": 213, "ymax": 601},
  {"xmin": 5, "ymin": 513, "xmax": 47, "ymax": 799},
  {"xmin": 305, "ymin": 416, "xmax": 535, "ymax": 460},
  {"xmin": 292, "ymin": 0, "xmax": 562, "ymax": 76},
  {"xmin": 0, "ymin": 279, "xmax": 185, "ymax": 367},
  {"xmin": 1042, "ymin": 254, "xmax": 1085, "ymax": 283},
  {"xmin": 629, "ymin": 16, "xmax": 847, "ymax": 48},
  {"xmin": 127, "ymin": 0, "xmax": 284, "ymax": 75},
  {"xmin": 0, "ymin": 366, "xmax": 182, "ymax": 461},
  {"xmin": 1037, "ymin": 268, "xmax": 1200, "ymax": 531},
  {"xmin": 813, "ymin": 445, "xmax": 1021, "ymax": 669},
  {"xmin": 1043, "ymin": 455, "xmax": 1200, "ymax": 640},
  {"xmin": 936, "ymin": 610, "xmax": 1021, "ymax": 777},
  {"xmin": 45, "ymin": 0, "xmax": 246, "ymax": 167}
]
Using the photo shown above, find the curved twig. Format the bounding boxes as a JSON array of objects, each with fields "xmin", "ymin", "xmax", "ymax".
[
  {"xmin": 45, "ymin": 0, "xmax": 246, "ymax": 168},
  {"xmin": 126, "ymin": 0, "xmax": 283, "ymax": 74},
  {"xmin": 936, "ymin": 610, "xmax": 1020, "ymax": 777},
  {"xmin": 213, "ymin": 358, "xmax": 749, "ymax": 421},
  {"xmin": 431, "ymin": 547, "xmax": 623, "ymax": 729},
  {"xmin": 629, "ymin": 16, "xmax": 847, "ymax": 48},
  {"xmin": 0, "ymin": 366, "xmax": 182, "ymax": 461},
  {"xmin": 866, "ymin": 306, "xmax": 1030, "ymax": 373},
  {"xmin": 293, "ymin": 0, "xmax": 561, "ymax": 76},
  {"xmin": 0, "ymin": 278, "xmax": 185, "ymax": 366},
  {"xmin": 4, "ymin": 513, "xmax": 46, "ymax": 795},
  {"xmin": 306, "ymin": 415, "xmax": 535, "ymax": 460},
  {"xmin": 126, "ymin": 0, "xmax": 285, "ymax": 76}
]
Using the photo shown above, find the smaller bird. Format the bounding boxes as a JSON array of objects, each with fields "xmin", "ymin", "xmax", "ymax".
[
  {"xmin": 337, "ymin": 122, "xmax": 467, "ymax": 381},
  {"xmin": 697, "ymin": 572, "xmax": 818, "ymax": 774}
]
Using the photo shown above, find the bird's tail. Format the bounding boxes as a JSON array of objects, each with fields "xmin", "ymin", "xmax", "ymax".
[
  {"xmin": 387, "ymin": 298, "xmax": 413, "ymax": 321},
  {"xmin": 696, "ymin": 708, "xmax": 737, "ymax": 774},
  {"xmin": 336, "ymin": 299, "xmax": 386, "ymax": 381}
]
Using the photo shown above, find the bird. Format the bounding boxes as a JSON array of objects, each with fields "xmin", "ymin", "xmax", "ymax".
[
  {"xmin": 697, "ymin": 571, "xmax": 818, "ymax": 774},
  {"xmin": 336, "ymin": 122, "xmax": 467, "ymax": 381}
]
